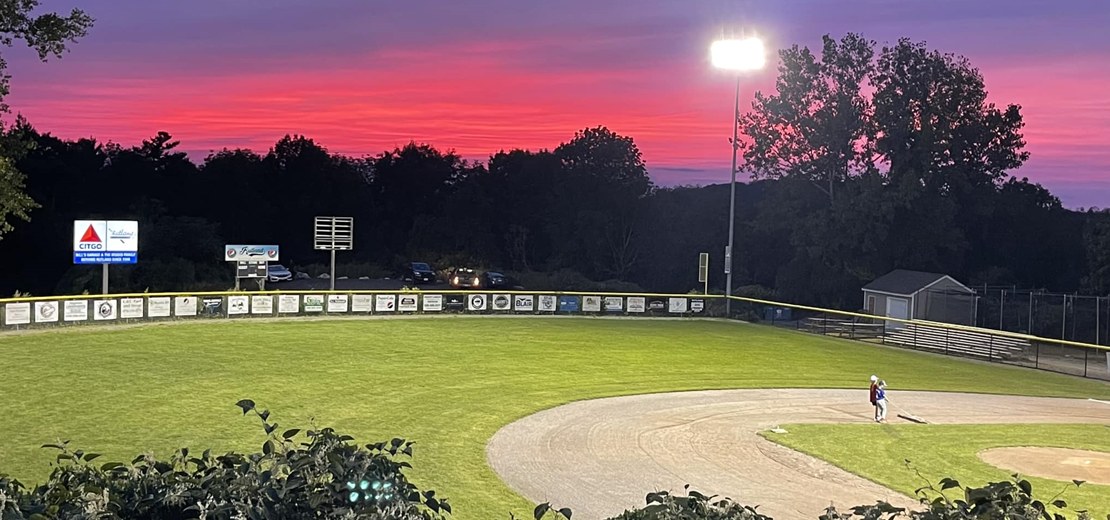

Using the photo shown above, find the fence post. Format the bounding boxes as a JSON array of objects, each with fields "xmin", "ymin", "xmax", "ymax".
[
  {"xmin": 771, "ymin": 307, "xmax": 775, "ymax": 327},
  {"xmin": 1000, "ymin": 289, "xmax": 1005, "ymax": 331},
  {"xmin": 945, "ymin": 327, "xmax": 949, "ymax": 355},
  {"xmin": 1035, "ymin": 341, "xmax": 1040, "ymax": 369},
  {"xmin": 1062, "ymin": 294, "xmax": 1068, "ymax": 340},
  {"xmin": 823, "ymin": 313, "xmax": 828, "ymax": 336},
  {"xmin": 851, "ymin": 320, "xmax": 856, "ymax": 340},
  {"xmin": 1084, "ymin": 347, "xmax": 1089, "ymax": 378},
  {"xmin": 988, "ymin": 334, "xmax": 993, "ymax": 362}
]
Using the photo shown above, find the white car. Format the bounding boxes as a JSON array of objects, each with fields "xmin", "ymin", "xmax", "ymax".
[{"xmin": 268, "ymin": 264, "xmax": 293, "ymax": 282}]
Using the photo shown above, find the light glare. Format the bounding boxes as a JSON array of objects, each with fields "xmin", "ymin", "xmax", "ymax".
[{"xmin": 711, "ymin": 38, "xmax": 766, "ymax": 71}]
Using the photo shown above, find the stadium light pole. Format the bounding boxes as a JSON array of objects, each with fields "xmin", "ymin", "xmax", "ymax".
[{"xmin": 711, "ymin": 37, "xmax": 765, "ymax": 317}]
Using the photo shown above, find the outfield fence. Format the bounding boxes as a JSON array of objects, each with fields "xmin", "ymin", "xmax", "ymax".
[{"xmin": 1, "ymin": 290, "xmax": 1107, "ymax": 381}]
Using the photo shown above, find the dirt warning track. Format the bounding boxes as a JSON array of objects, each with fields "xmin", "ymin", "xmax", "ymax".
[{"xmin": 487, "ymin": 389, "xmax": 1110, "ymax": 520}]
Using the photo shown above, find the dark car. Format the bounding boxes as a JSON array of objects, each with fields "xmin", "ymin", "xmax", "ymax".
[
  {"xmin": 449, "ymin": 268, "xmax": 482, "ymax": 288},
  {"xmin": 482, "ymin": 271, "xmax": 512, "ymax": 289},
  {"xmin": 406, "ymin": 262, "xmax": 437, "ymax": 284}
]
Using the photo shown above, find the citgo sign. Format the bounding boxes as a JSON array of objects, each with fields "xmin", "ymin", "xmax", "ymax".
[{"xmin": 74, "ymin": 220, "xmax": 138, "ymax": 264}]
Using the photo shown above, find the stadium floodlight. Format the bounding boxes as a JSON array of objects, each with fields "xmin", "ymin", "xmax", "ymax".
[
  {"xmin": 711, "ymin": 38, "xmax": 765, "ymax": 71},
  {"xmin": 711, "ymin": 36, "xmax": 767, "ymax": 317}
]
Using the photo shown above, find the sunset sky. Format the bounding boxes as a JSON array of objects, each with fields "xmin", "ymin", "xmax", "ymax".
[{"xmin": 7, "ymin": 0, "xmax": 1109, "ymax": 207}]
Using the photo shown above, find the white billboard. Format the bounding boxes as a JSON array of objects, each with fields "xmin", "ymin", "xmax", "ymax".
[
  {"xmin": 120, "ymin": 298, "xmax": 144, "ymax": 319},
  {"xmin": 422, "ymin": 294, "xmax": 442, "ymax": 312},
  {"xmin": 74, "ymin": 220, "xmax": 138, "ymax": 264},
  {"xmin": 278, "ymin": 295, "xmax": 300, "ymax": 313},
  {"xmin": 375, "ymin": 294, "xmax": 396, "ymax": 312},
  {"xmin": 35, "ymin": 301, "xmax": 59, "ymax": 323},
  {"xmin": 148, "ymin": 297, "xmax": 171, "ymax": 317},
  {"xmin": 251, "ymin": 295, "xmax": 273, "ymax": 314},
  {"xmin": 398, "ymin": 294, "xmax": 418, "ymax": 312},
  {"xmin": 93, "ymin": 300, "xmax": 117, "ymax": 320},
  {"xmin": 228, "ymin": 296, "xmax": 249, "ymax": 315},
  {"xmin": 5, "ymin": 303, "xmax": 30, "ymax": 325},
  {"xmin": 351, "ymin": 294, "xmax": 373, "ymax": 312},
  {"xmin": 64, "ymin": 300, "xmax": 88, "ymax": 321},
  {"xmin": 327, "ymin": 294, "xmax": 349, "ymax": 313}
]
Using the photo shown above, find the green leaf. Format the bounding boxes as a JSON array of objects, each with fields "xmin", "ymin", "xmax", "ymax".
[
  {"xmin": 100, "ymin": 462, "xmax": 123, "ymax": 471},
  {"xmin": 264, "ymin": 423, "xmax": 278, "ymax": 435},
  {"xmin": 940, "ymin": 478, "xmax": 961, "ymax": 490},
  {"xmin": 534, "ymin": 503, "xmax": 551, "ymax": 520},
  {"xmin": 559, "ymin": 508, "xmax": 573, "ymax": 520},
  {"xmin": 259, "ymin": 409, "xmax": 270, "ymax": 422},
  {"xmin": 263, "ymin": 440, "xmax": 274, "ymax": 455},
  {"xmin": 83, "ymin": 453, "xmax": 101, "ymax": 462},
  {"xmin": 1018, "ymin": 480, "xmax": 1032, "ymax": 495},
  {"xmin": 236, "ymin": 399, "xmax": 256, "ymax": 415},
  {"xmin": 282, "ymin": 429, "xmax": 300, "ymax": 439},
  {"xmin": 1073, "ymin": 480, "xmax": 1086, "ymax": 487},
  {"xmin": 1052, "ymin": 501, "xmax": 1067, "ymax": 509}
]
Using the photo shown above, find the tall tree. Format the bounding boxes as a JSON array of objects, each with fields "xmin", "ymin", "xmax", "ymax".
[
  {"xmin": 739, "ymin": 33, "xmax": 875, "ymax": 201},
  {"xmin": 0, "ymin": 0, "xmax": 93, "ymax": 239}
]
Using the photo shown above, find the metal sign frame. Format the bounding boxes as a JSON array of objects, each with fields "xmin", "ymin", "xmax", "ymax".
[
  {"xmin": 314, "ymin": 216, "xmax": 354, "ymax": 291},
  {"xmin": 698, "ymin": 252, "xmax": 709, "ymax": 295}
]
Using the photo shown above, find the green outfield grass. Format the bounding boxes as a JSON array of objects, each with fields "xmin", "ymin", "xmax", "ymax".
[
  {"xmin": 764, "ymin": 424, "xmax": 1110, "ymax": 515},
  {"xmin": 1, "ymin": 317, "xmax": 1108, "ymax": 519}
]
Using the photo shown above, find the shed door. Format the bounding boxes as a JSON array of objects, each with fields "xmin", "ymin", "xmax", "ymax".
[{"xmin": 885, "ymin": 297, "xmax": 909, "ymax": 330}]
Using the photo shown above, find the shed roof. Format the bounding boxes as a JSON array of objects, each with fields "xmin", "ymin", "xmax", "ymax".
[{"xmin": 862, "ymin": 270, "xmax": 971, "ymax": 296}]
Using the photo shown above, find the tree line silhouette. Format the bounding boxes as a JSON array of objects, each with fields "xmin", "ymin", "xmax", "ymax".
[{"xmin": 1, "ymin": 34, "xmax": 1108, "ymax": 309}]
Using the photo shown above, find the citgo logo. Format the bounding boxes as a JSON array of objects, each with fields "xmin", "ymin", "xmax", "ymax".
[{"xmin": 78, "ymin": 225, "xmax": 104, "ymax": 250}]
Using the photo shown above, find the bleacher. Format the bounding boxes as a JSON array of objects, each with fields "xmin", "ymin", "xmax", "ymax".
[{"xmin": 883, "ymin": 322, "xmax": 1029, "ymax": 360}]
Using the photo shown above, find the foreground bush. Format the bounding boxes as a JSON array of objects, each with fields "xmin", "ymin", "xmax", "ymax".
[{"xmin": 0, "ymin": 402, "xmax": 1097, "ymax": 520}]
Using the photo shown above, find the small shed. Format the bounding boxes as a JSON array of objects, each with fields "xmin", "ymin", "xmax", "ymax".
[{"xmin": 862, "ymin": 270, "xmax": 976, "ymax": 327}]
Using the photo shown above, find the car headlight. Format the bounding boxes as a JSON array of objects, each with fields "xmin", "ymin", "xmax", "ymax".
[
  {"xmin": 453, "ymin": 276, "xmax": 459, "ymax": 284},
  {"xmin": 472, "ymin": 278, "xmax": 480, "ymax": 286}
]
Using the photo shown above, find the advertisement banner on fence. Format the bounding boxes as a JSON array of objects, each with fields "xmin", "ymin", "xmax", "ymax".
[
  {"xmin": 445, "ymin": 294, "xmax": 464, "ymax": 310},
  {"xmin": 423, "ymin": 294, "xmax": 443, "ymax": 312},
  {"xmin": 201, "ymin": 298, "xmax": 223, "ymax": 317},
  {"xmin": 304, "ymin": 295, "xmax": 324, "ymax": 312},
  {"xmin": 5, "ymin": 303, "xmax": 30, "ymax": 325},
  {"xmin": 492, "ymin": 294, "xmax": 511, "ymax": 311},
  {"xmin": 64, "ymin": 300, "xmax": 88, "ymax": 321},
  {"xmin": 468, "ymin": 294, "xmax": 488, "ymax": 311},
  {"xmin": 328, "ymin": 294, "xmax": 349, "ymax": 313},
  {"xmin": 351, "ymin": 294, "xmax": 373, "ymax": 312},
  {"xmin": 148, "ymin": 297, "xmax": 171, "ymax": 317},
  {"xmin": 514, "ymin": 295, "xmax": 534, "ymax": 311},
  {"xmin": 558, "ymin": 296, "xmax": 579, "ymax": 312},
  {"xmin": 538, "ymin": 295, "xmax": 557, "ymax": 312},
  {"xmin": 582, "ymin": 296, "xmax": 602, "ymax": 312},
  {"xmin": 604, "ymin": 296, "xmax": 623, "ymax": 312},
  {"xmin": 398, "ymin": 295, "xmax": 419, "ymax": 312},
  {"xmin": 227, "ymin": 296, "xmax": 249, "ymax": 315},
  {"xmin": 668, "ymin": 298, "xmax": 688, "ymax": 313},
  {"xmin": 251, "ymin": 295, "xmax": 273, "ymax": 315},
  {"xmin": 648, "ymin": 299, "xmax": 666, "ymax": 312},
  {"xmin": 120, "ymin": 298, "xmax": 144, "ymax": 319},
  {"xmin": 376, "ymin": 294, "xmax": 396, "ymax": 312},
  {"xmin": 94, "ymin": 300, "xmax": 117, "ymax": 320},
  {"xmin": 278, "ymin": 295, "xmax": 300, "ymax": 313},
  {"xmin": 35, "ymin": 301, "xmax": 59, "ymax": 323},
  {"xmin": 175, "ymin": 297, "xmax": 197, "ymax": 317},
  {"xmin": 627, "ymin": 297, "xmax": 646, "ymax": 313},
  {"xmin": 691, "ymin": 299, "xmax": 705, "ymax": 313}
]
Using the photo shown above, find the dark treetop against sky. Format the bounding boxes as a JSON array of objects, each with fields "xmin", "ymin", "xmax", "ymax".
[{"xmin": 7, "ymin": 0, "xmax": 1109, "ymax": 207}]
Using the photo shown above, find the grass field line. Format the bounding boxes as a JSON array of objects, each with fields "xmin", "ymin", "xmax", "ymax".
[{"xmin": 2, "ymin": 319, "xmax": 1109, "ymax": 520}]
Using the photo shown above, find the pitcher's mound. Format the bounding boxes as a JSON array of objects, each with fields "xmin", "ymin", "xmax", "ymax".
[{"xmin": 979, "ymin": 447, "xmax": 1110, "ymax": 485}]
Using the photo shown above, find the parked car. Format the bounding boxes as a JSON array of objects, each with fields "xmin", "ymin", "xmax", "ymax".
[
  {"xmin": 404, "ymin": 262, "xmax": 437, "ymax": 284},
  {"xmin": 482, "ymin": 271, "xmax": 512, "ymax": 289},
  {"xmin": 449, "ymin": 268, "xmax": 482, "ymax": 288},
  {"xmin": 268, "ymin": 264, "xmax": 293, "ymax": 282}
]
